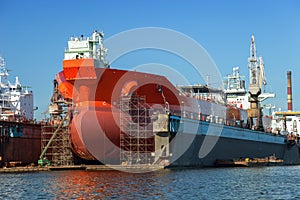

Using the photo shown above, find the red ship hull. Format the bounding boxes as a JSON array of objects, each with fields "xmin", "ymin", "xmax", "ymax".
[{"xmin": 58, "ymin": 65, "xmax": 188, "ymax": 163}]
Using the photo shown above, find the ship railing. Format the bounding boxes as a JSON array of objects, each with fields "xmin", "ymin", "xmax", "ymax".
[
  {"xmin": 180, "ymin": 111, "xmax": 285, "ymax": 137},
  {"xmin": 69, "ymin": 35, "xmax": 94, "ymax": 42},
  {"xmin": 181, "ymin": 111, "xmax": 225, "ymax": 125}
]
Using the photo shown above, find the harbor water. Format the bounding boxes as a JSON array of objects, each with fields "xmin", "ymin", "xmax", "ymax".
[{"xmin": 1, "ymin": 166, "xmax": 300, "ymax": 199}]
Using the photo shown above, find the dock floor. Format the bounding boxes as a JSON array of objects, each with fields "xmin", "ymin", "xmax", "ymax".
[{"xmin": 0, "ymin": 165, "xmax": 165, "ymax": 173}]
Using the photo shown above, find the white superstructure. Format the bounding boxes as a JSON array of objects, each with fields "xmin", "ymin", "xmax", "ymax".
[
  {"xmin": 0, "ymin": 56, "xmax": 34, "ymax": 121},
  {"xmin": 64, "ymin": 30, "xmax": 109, "ymax": 68},
  {"xmin": 224, "ymin": 67, "xmax": 249, "ymax": 109}
]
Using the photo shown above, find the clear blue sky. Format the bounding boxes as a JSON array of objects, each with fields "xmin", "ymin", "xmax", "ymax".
[{"xmin": 1, "ymin": 0, "xmax": 299, "ymax": 119}]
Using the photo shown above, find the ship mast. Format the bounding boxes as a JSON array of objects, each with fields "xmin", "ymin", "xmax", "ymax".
[{"xmin": 0, "ymin": 56, "xmax": 8, "ymax": 86}]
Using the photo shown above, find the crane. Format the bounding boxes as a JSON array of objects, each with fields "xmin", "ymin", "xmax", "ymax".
[{"xmin": 247, "ymin": 35, "xmax": 270, "ymax": 130}]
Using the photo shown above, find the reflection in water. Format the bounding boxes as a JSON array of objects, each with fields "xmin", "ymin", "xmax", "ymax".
[
  {"xmin": 1, "ymin": 166, "xmax": 300, "ymax": 199},
  {"xmin": 48, "ymin": 170, "xmax": 173, "ymax": 199}
]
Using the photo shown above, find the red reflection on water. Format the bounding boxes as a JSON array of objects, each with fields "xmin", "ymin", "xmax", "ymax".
[{"xmin": 49, "ymin": 170, "xmax": 170, "ymax": 199}]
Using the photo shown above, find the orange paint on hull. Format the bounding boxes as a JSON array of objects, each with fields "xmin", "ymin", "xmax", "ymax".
[{"xmin": 58, "ymin": 67, "xmax": 183, "ymax": 162}]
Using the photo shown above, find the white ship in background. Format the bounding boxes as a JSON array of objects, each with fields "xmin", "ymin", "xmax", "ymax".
[
  {"xmin": 224, "ymin": 67, "xmax": 249, "ymax": 109},
  {"xmin": 0, "ymin": 56, "xmax": 34, "ymax": 121}
]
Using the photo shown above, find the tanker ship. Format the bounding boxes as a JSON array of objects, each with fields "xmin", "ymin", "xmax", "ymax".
[
  {"xmin": 0, "ymin": 56, "xmax": 41, "ymax": 167},
  {"xmin": 53, "ymin": 30, "xmax": 300, "ymax": 167}
]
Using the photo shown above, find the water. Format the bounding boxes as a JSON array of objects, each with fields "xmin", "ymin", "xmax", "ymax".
[{"xmin": 1, "ymin": 166, "xmax": 300, "ymax": 199}]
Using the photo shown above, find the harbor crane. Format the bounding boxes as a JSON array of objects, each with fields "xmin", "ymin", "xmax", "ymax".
[{"xmin": 247, "ymin": 35, "xmax": 274, "ymax": 130}]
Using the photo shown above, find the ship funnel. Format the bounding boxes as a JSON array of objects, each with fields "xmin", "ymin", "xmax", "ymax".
[{"xmin": 287, "ymin": 71, "xmax": 293, "ymax": 112}]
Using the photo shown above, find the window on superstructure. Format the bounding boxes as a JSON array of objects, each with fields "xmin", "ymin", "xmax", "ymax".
[{"xmin": 17, "ymin": 85, "xmax": 22, "ymax": 92}]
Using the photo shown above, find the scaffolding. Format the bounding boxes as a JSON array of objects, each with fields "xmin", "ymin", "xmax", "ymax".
[
  {"xmin": 40, "ymin": 111, "xmax": 73, "ymax": 166},
  {"xmin": 119, "ymin": 96, "xmax": 154, "ymax": 165},
  {"xmin": 39, "ymin": 79, "xmax": 74, "ymax": 166}
]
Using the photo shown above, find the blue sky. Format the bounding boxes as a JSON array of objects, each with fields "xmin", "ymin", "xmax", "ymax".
[{"xmin": 1, "ymin": 0, "xmax": 299, "ymax": 119}]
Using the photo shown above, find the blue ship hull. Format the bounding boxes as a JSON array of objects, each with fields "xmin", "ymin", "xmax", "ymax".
[{"xmin": 168, "ymin": 118, "xmax": 300, "ymax": 167}]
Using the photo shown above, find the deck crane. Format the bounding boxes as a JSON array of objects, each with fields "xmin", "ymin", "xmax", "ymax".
[{"xmin": 247, "ymin": 35, "xmax": 273, "ymax": 130}]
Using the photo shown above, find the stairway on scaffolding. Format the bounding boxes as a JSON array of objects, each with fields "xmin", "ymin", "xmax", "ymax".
[{"xmin": 38, "ymin": 80, "xmax": 74, "ymax": 166}]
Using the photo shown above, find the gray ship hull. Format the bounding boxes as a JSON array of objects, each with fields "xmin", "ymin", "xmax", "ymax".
[{"xmin": 167, "ymin": 118, "xmax": 300, "ymax": 167}]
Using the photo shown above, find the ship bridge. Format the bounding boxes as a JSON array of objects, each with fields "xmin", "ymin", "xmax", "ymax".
[{"xmin": 177, "ymin": 85, "xmax": 225, "ymax": 104}]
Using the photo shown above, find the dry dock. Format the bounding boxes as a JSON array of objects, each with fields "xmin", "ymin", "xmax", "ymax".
[
  {"xmin": 0, "ymin": 166, "xmax": 49, "ymax": 173},
  {"xmin": 0, "ymin": 165, "xmax": 165, "ymax": 173}
]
